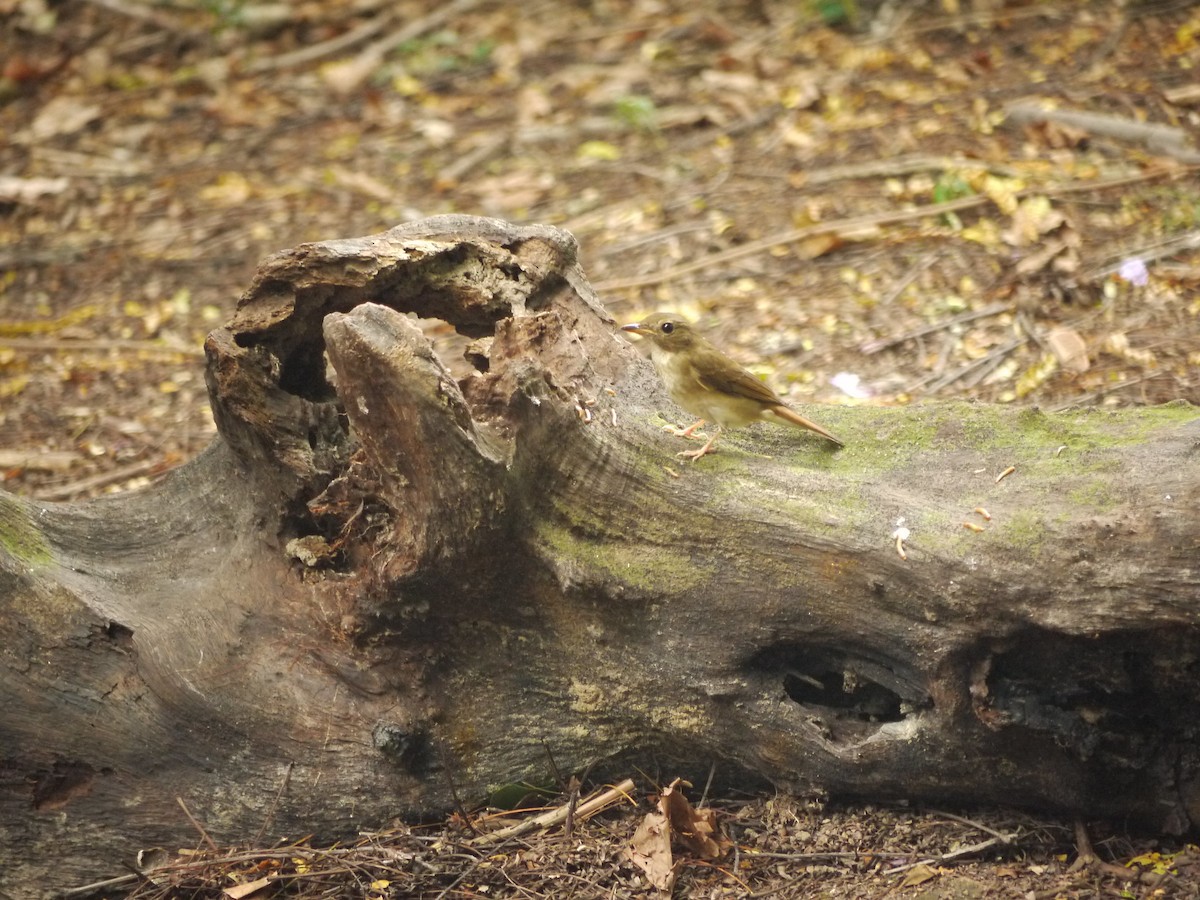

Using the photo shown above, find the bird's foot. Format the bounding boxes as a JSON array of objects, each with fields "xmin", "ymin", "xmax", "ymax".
[
  {"xmin": 662, "ymin": 419, "xmax": 707, "ymax": 439},
  {"xmin": 677, "ymin": 430, "xmax": 720, "ymax": 461}
]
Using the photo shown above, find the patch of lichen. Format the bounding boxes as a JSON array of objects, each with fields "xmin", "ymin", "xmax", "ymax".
[
  {"xmin": 532, "ymin": 518, "xmax": 712, "ymax": 595},
  {"xmin": 0, "ymin": 492, "xmax": 51, "ymax": 567}
]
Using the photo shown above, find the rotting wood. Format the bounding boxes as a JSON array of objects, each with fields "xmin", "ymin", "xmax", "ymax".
[{"xmin": 2, "ymin": 215, "xmax": 1199, "ymax": 895}]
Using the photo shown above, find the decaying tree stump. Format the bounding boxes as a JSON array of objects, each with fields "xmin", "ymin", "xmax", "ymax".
[{"xmin": 2, "ymin": 215, "xmax": 1199, "ymax": 893}]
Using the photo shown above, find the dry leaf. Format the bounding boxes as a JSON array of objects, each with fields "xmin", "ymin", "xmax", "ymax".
[
  {"xmin": 1046, "ymin": 326, "xmax": 1089, "ymax": 373},
  {"xmin": 19, "ymin": 95, "xmax": 100, "ymax": 143},
  {"xmin": 899, "ymin": 862, "xmax": 939, "ymax": 887},
  {"xmin": 660, "ymin": 779, "xmax": 724, "ymax": 859},
  {"xmin": 223, "ymin": 876, "xmax": 272, "ymax": 899},
  {"xmin": 1002, "ymin": 196, "xmax": 1065, "ymax": 247},
  {"xmin": 627, "ymin": 810, "xmax": 676, "ymax": 893},
  {"xmin": 0, "ymin": 175, "xmax": 69, "ymax": 204}
]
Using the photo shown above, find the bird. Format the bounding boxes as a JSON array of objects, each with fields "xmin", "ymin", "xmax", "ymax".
[{"xmin": 622, "ymin": 312, "xmax": 843, "ymax": 460}]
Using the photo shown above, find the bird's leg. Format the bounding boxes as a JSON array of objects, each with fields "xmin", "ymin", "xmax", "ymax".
[
  {"xmin": 662, "ymin": 418, "xmax": 706, "ymax": 439},
  {"xmin": 677, "ymin": 426, "xmax": 722, "ymax": 461}
]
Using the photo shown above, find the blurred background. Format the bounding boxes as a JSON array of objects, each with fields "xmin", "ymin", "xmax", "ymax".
[{"xmin": 2, "ymin": 0, "xmax": 1198, "ymax": 499}]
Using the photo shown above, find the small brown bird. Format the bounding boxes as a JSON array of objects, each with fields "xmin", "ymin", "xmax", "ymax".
[{"xmin": 622, "ymin": 312, "xmax": 843, "ymax": 460}]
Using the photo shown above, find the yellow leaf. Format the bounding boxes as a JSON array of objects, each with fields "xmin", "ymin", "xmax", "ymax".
[
  {"xmin": 369, "ymin": 879, "xmax": 391, "ymax": 890},
  {"xmin": 576, "ymin": 141, "xmax": 621, "ymax": 162},
  {"xmin": 199, "ymin": 172, "xmax": 253, "ymax": 205}
]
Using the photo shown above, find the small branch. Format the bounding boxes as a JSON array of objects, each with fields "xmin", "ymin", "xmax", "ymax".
[
  {"xmin": 912, "ymin": 337, "xmax": 1026, "ymax": 395},
  {"xmin": 884, "ymin": 832, "xmax": 1021, "ymax": 875},
  {"xmin": 253, "ymin": 761, "xmax": 294, "ymax": 846},
  {"xmin": 177, "ymin": 796, "xmax": 220, "ymax": 853},
  {"xmin": 1050, "ymin": 371, "xmax": 1175, "ymax": 413},
  {"xmin": 35, "ymin": 457, "xmax": 178, "ymax": 502},
  {"xmin": 1080, "ymin": 228, "xmax": 1200, "ymax": 282},
  {"xmin": 593, "ymin": 194, "xmax": 990, "ymax": 293},
  {"xmin": 592, "ymin": 168, "xmax": 1193, "ymax": 293},
  {"xmin": 468, "ymin": 778, "xmax": 636, "ymax": 846},
  {"xmin": 246, "ymin": 11, "xmax": 395, "ymax": 73},
  {"xmin": 0, "ymin": 336, "xmax": 204, "ymax": 357},
  {"xmin": 860, "ymin": 301, "xmax": 1011, "ymax": 355},
  {"xmin": 1068, "ymin": 819, "xmax": 1139, "ymax": 883},
  {"xmin": 80, "ymin": 0, "xmax": 190, "ymax": 32},
  {"xmin": 1006, "ymin": 103, "xmax": 1200, "ymax": 163},
  {"xmin": 59, "ymin": 873, "xmax": 139, "ymax": 897}
]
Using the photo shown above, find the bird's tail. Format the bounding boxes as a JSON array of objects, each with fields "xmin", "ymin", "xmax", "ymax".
[{"xmin": 767, "ymin": 405, "xmax": 843, "ymax": 447}]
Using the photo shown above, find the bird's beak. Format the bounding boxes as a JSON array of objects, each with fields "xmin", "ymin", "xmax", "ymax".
[{"xmin": 621, "ymin": 323, "xmax": 650, "ymax": 336}]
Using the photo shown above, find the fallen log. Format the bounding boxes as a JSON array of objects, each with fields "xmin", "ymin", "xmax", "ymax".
[{"xmin": 2, "ymin": 215, "xmax": 1198, "ymax": 894}]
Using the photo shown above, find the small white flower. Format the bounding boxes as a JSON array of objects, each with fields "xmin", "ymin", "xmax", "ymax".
[
  {"xmin": 831, "ymin": 371, "xmax": 872, "ymax": 399},
  {"xmin": 1117, "ymin": 258, "xmax": 1148, "ymax": 286}
]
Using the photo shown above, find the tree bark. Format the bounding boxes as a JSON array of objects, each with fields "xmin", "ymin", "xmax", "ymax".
[{"xmin": 2, "ymin": 215, "xmax": 1199, "ymax": 893}]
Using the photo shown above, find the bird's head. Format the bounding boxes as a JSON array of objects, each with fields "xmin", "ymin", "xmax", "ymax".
[{"xmin": 621, "ymin": 313, "xmax": 698, "ymax": 351}]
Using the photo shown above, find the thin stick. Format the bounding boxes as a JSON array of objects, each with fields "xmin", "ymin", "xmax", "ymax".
[
  {"xmin": 925, "ymin": 808, "xmax": 1016, "ymax": 843},
  {"xmin": 911, "ymin": 337, "xmax": 1025, "ymax": 394},
  {"xmin": 0, "ymin": 336, "xmax": 204, "ymax": 356},
  {"xmin": 436, "ymin": 743, "xmax": 480, "ymax": 835},
  {"xmin": 247, "ymin": 12, "xmax": 394, "ymax": 73},
  {"xmin": 594, "ymin": 194, "xmax": 989, "ymax": 292},
  {"xmin": 698, "ymin": 760, "xmax": 716, "ymax": 808},
  {"xmin": 883, "ymin": 832, "xmax": 1020, "ymax": 874},
  {"xmin": 860, "ymin": 301, "xmax": 1011, "ymax": 355},
  {"xmin": 562, "ymin": 776, "xmax": 581, "ymax": 841},
  {"xmin": 177, "ymin": 796, "xmax": 220, "ymax": 853},
  {"xmin": 36, "ymin": 457, "xmax": 177, "ymax": 502},
  {"xmin": 60, "ymin": 873, "xmax": 139, "ymax": 897},
  {"xmin": 253, "ymin": 761, "xmax": 294, "ymax": 846},
  {"xmin": 468, "ymin": 777, "xmax": 636, "ymax": 846},
  {"xmin": 1050, "ymin": 371, "xmax": 1173, "ymax": 412},
  {"xmin": 592, "ymin": 168, "xmax": 1197, "ymax": 293}
]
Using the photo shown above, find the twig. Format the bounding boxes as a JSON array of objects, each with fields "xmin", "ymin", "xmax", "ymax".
[
  {"xmin": 177, "ymin": 796, "xmax": 220, "ymax": 853},
  {"xmin": 562, "ymin": 776, "xmax": 581, "ymax": 840},
  {"xmin": 1068, "ymin": 819, "xmax": 1139, "ymax": 883},
  {"xmin": 884, "ymin": 832, "xmax": 1020, "ymax": 875},
  {"xmin": 468, "ymin": 778, "xmax": 636, "ymax": 846},
  {"xmin": 698, "ymin": 760, "xmax": 716, "ymax": 808},
  {"xmin": 925, "ymin": 809, "xmax": 1015, "ymax": 843},
  {"xmin": 798, "ymin": 154, "xmax": 1022, "ymax": 186},
  {"xmin": 0, "ymin": 336, "xmax": 204, "ymax": 357},
  {"xmin": 594, "ymin": 194, "xmax": 989, "ymax": 292},
  {"xmin": 860, "ymin": 301, "xmax": 1011, "ymax": 355},
  {"xmin": 436, "ymin": 743, "xmax": 481, "ymax": 836},
  {"xmin": 912, "ymin": 337, "xmax": 1026, "ymax": 395},
  {"xmin": 246, "ymin": 11, "xmax": 396, "ymax": 73},
  {"xmin": 59, "ymin": 873, "xmax": 139, "ymax": 897},
  {"xmin": 253, "ymin": 761, "xmax": 294, "ymax": 846},
  {"xmin": 36, "ymin": 457, "xmax": 178, "ymax": 502},
  {"xmin": 541, "ymin": 740, "xmax": 566, "ymax": 790},
  {"xmin": 1080, "ymin": 228, "xmax": 1200, "ymax": 281},
  {"xmin": 278, "ymin": 0, "xmax": 487, "ymax": 89},
  {"xmin": 1005, "ymin": 103, "xmax": 1200, "ymax": 163},
  {"xmin": 1049, "ymin": 371, "xmax": 1173, "ymax": 412},
  {"xmin": 80, "ymin": 0, "xmax": 189, "ymax": 32},
  {"xmin": 591, "ymin": 168, "xmax": 1196, "ymax": 293}
]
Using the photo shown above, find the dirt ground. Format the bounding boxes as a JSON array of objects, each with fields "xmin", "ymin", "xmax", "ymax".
[{"xmin": 3, "ymin": 0, "xmax": 1200, "ymax": 896}]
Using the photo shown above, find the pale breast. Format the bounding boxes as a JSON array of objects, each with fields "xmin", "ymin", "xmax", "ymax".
[{"xmin": 651, "ymin": 346, "xmax": 766, "ymax": 428}]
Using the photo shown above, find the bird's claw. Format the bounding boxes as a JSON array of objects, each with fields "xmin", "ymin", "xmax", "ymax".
[{"xmin": 662, "ymin": 419, "xmax": 707, "ymax": 439}]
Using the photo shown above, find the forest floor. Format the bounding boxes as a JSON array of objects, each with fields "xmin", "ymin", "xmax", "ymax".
[{"xmin": 4, "ymin": 0, "xmax": 1200, "ymax": 896}]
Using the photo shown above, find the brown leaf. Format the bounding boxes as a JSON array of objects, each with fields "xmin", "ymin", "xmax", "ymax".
[
  {"xmin": 899, "ymin": 862, "xmax": 939, "ymax": 887},
  {"xmin": 660, "ymin": 779, "xmax": 724, "ymax": 859},
  {"xmin": 1046, "ymin": 326, "xmax": 1089, "ymax": 373},
  {"xmin": 223, "ymin": 876, "xmax": 272, "ymax": 899},
  {"xmin": 626, "ymin": 810, "xmax": 676, "ymax": 893}
]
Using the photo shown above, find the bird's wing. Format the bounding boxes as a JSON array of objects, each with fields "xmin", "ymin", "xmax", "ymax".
[{"xmin": 692, "ymin": 345, "xmax": 783, "ymax": 406}]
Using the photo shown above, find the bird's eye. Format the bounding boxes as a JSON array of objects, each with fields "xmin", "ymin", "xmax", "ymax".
[{"xmin": 660, "ymin": 322, "xmax": 674, "ymax": 335}]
